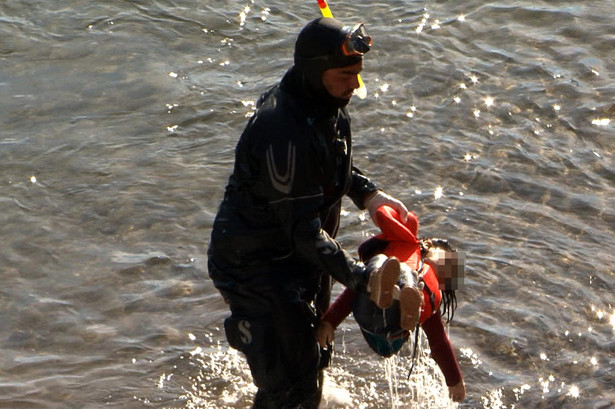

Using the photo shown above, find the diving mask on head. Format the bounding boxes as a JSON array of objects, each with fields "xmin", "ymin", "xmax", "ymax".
[
  {"xmin": 341, "ymin": 23, "xmax": 372, "ymax": 56},
  {"xmin": 299, "ymin": 22, "xmax": 372, "ymax": 64}
]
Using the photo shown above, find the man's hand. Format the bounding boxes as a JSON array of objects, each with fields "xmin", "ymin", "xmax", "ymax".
[
  {"xmin": 316, "ymin": 320, "xmax": 335, "ymax": 348},
  {"xmin": 365, "ymin": 190, "xmax": 409, "ymax": 226},
  {"xmin": 449, "ymin": 380, "xmax": 466, "ymax": 402}
]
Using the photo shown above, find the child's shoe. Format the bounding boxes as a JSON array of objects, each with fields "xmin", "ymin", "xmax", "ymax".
[
  {"xmin": 400, "ymin": 285, "xmax": 422, "ymax": 330},
  {"xmin": 368, "ymin": 257, "xmax": 400, "ymax": 309}
]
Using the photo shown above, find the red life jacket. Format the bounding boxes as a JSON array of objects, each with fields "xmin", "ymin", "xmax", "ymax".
[{"xmin": 373, "ymin": 206, "xmax": 442, "ymax": 324}]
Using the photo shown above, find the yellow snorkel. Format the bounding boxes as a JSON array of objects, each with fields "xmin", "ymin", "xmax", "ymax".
[{"xmin": 316, "ymin": 0, "xmax": 367, "ymax": 99}]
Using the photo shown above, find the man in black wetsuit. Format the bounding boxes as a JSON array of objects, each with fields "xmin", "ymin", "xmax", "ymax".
[{"xmin": 208, "ymin": 17, "xmax": 409, "ymax": 409}]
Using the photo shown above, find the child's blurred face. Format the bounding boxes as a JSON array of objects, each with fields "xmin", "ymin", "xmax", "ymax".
[{"xmin": 427, "ymin": 247, "xmax": 465, "ymax": 290}]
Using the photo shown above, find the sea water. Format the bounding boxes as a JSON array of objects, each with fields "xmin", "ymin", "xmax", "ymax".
[{"xmin": 1, "ymin": 0, "xmax": 614, "ymax": 408}]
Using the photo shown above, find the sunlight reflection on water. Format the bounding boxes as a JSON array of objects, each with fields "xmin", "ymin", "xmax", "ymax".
[
  {"xmin": 164, "ymin": 332, "xmax": 457, "ymax": 409},
  {"xmin": 2, "ymin": 0, "xmax": 614, "ymax": 407}
]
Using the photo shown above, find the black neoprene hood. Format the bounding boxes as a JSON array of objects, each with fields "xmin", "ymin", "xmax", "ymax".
[{"xmin": 294, "ymin": 17, "xmax": 364, "ymax": 71}]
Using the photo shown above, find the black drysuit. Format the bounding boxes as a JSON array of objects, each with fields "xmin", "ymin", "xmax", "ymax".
[{"xmin": 208, "ymin": 66, "xmax": 378, "ymax": 408}]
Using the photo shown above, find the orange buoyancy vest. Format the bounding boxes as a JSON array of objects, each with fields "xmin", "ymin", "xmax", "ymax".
[{"xmin": 373, "ymin": 205, "xmax": 442, "ymax": 324}]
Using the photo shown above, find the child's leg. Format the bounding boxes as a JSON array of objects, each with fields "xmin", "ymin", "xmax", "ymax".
[
  {"xmin": 399, "ymin": 286, "xmax": 422, "ymax": 330},
  {"xmin": 367, "ymin": 255, "xmax": 400, "ymax": 309},
  {"xmin": 364, "ymin": 256, "xmax": 422, "ymax": 330},
  {"xmin": 397, "ymin": 263, "xmax": 423, "ymax": 331}
]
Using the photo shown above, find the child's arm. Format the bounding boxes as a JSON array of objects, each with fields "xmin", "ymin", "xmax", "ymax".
[
  {"xmin": 316, "ymin": 288, "xmax": 357, "ymax": 348},
  {"xmin": 316, "ymin": 320, "xmax": 335, "ymax": 348},
  {"xmin": 422, "ymin": 311, "xmax": 466, "ymax": 402}
]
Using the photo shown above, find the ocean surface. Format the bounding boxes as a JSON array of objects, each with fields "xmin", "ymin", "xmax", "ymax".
[{"xmin": 1, "ymin": 0, "xmax": 614, "ymax": 408}]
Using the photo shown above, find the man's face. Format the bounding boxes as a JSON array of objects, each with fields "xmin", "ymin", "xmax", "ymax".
[{"xmin": 321, "ymin": 61, "xmax": 363, "ymax": 101}]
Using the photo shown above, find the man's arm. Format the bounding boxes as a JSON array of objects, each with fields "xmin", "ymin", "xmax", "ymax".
[
  {"xmin": 346, "ymin": 166, "xmax": 379, "ymax": 209},
  {"xmin": 347, "ymin": 166, "xmax": 409, "ymax": 225},
  {"xmin": 253, "ymin": 110, "xmax": 369, "ymax": 291}
]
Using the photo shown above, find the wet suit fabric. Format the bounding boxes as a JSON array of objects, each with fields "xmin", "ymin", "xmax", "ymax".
[{"xmin": 208, "ymin": 66, "xmax": 378, "ymax": 408}]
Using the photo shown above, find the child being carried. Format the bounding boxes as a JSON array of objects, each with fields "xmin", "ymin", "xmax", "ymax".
[{"xmin": 317, "ymin": 205, "xmax": 466, "ymax": 402}]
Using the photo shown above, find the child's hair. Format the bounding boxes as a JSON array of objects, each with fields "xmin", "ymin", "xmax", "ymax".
[{"xmin": 420, "ymin": 238, "xmax": 460, "ymax": 323}]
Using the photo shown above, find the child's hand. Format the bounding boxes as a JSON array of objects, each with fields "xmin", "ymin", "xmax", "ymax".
[
  {"xmin": 448, "ymin": 380, "xmax": 466, "ymax": 402},
  {"xmin": 316, "ymin": 320, "xmax": 335, "ymax": 348}
]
